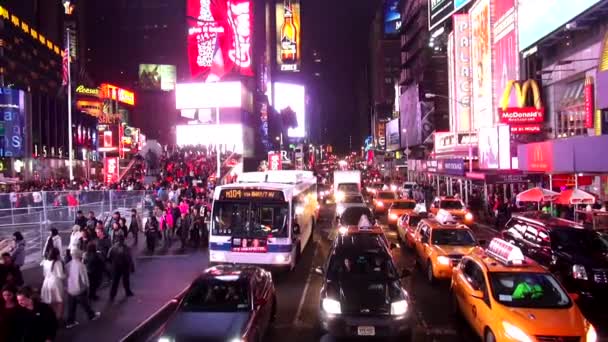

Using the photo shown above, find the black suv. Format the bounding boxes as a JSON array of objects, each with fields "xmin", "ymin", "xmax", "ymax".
[
  {"xmin": 502, "ymin": 212, "xmax": 608, "ymax": 301},
  {"xmin": 314, "ymin": 233, "xmax": 412, "ymax": 339}
]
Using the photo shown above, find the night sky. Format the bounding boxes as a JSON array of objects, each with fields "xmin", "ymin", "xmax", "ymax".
[{"xmin": 305, "ymin": 0, "xmax": 380, "ymax": 152}]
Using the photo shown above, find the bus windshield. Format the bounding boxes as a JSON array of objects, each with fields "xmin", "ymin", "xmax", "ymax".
[{"xmin": 212, "ymin": 202, "xmax": 290, "ymax": 238}]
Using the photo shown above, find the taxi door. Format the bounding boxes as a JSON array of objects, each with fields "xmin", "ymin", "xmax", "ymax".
[
  {"xmin": 415, "ymin": 224, "xmax": 431, "ymax": 267},
  {"xmin": 456, "ymin": 260, "xmax": 493, "ymax": 337}
]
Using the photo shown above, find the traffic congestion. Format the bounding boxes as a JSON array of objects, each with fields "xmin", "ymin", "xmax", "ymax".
[{"xmin": 152, "ymin": 157, "xmax": 606, "ymax": 342}]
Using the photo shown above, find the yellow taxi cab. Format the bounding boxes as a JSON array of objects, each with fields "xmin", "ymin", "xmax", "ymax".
[
  {"xmin": 396, "ymin": 210, "xmax": 428, "ymax": 249},
  {"xmin": 451, "ymin": 238, "xmax": 598, "ymax": 342},
  {"xmin": 387, "ymin": 199, "xmax": 418, "ymax": 227},
  {"xmin": 372, "ymin": 191, "xmax": 399, "ymax": 215},
  {"xmin": 430, "ymin": 196, "xmax": 474, "ymax": 225},
  {"xmin": 412, "ymin": 210, "xmax": 479, "ymax": 283}
]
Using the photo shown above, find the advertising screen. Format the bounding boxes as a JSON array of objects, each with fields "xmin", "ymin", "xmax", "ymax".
[
  {"xmin": 276, "ymin": 0, "xmax": 301, "ymax": 72},
  {"xmin": 0, "ymin": 88, "xmax": 25, "ymax": 157},
  {"xmin": 385, "ymin": 118, "xmax": 400, "ymax": 151},
  {"xmin": 470, "ymin": 0, "xmax": 493, "ymax": 130},
  {"xmin": 176, "ymin": 124, "xmax": 244, "ymax": 153},
  {"xmin": 399, "ymin": 84, "xmax": 421, "ymax": 147},
  {"xmin": 493, "ymin": 0, "xmax": 519, "ymax": 111},
  {"xmin": 518, "ymin": 0, "xmax": 601, "ymax": 51},
  {"xmin": 453, "ymin": 14, "xmax": 472, "ymax": 132},
  {"xmin": 104, "ymin": 157, "xmax": 119, "ymax": 184},
  {"xmin": 384, "ymin": 0, "xmax": 402, "ymax": 36},
  {"xmin": 175, "ymin": 82, "xmax": 246, "ymax": 109},
  {"xmin": 138, "ymin": 64, "xmax": 177, "ymax": 91},
  {"xmin": 187, "ymin": 0, "xmax": 253, "ymax": 81},
  {"xmin": 478, "ymin": 125, "xmax": 510, "ymax": 169},
  {"xmin": 274, "ymin": 82, "xmax": 306, "ymax": 138}
]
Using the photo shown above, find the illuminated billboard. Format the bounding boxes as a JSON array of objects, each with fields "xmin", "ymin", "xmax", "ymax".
[
  {"xmin": 385, "ymin": 118, "xmax": 400, "ymax": 151},
  {"xmin": 138, "ymin": 64, "xmax": 177, "ymax": 91},
  {"xmin": 470, "ymin": 0, "xmax": 493, "ymax": 130},
  {"xmin": 176, "ymin": 124, "xmax": 244, "ymax": 153},
  {"xmin": 478, "ymin": 125, "xmax": 511, "ymax": 170},
  {"xmin": 175, "ymin": 82, "xmax": 248, "ymax": 109},
  {"xmin": 0, "ymin": 88, "xmax": 25, "ymax": 157},
  {"xmin": 100, "ymin": 84, "xmax": 135, "ymax": 106},
  {"xmin": 518, "ymin": 0, "xmax": 601, "ymax": 51},
  {"xmin": 274, "ymin": 82, "xmax": 306, "ymax": 138},
  {"xmin": 428, "ymin": 0, "xmax": 473, "ymax": 30},
  {"xmin": 276, "ymin": 0, "xmax": 301, "ymax": 72},
  {"xmin": 187, "ymin": 0, "xmax": 253, "ymax": 81},
  {"xmin": 384, "ymin": 0, "xmax": 401, "ymax": 36}
]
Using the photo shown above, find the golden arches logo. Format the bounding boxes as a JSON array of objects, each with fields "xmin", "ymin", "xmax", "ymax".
[{"xmin": 499, "ymin": 80, "xmax": 543, "ymax": 111}]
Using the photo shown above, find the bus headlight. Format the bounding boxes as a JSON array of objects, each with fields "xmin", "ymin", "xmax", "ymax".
[
  {"xmin": 275, "ymin": 254, "xmax": 290, "ymax": 264},
  {"xmin": 336, "ymin": 205, "xmax": 345, "ymax": 215},
  {"xmin": 210, "ymin": 251, "xmax": 226, "ymax": 262}
]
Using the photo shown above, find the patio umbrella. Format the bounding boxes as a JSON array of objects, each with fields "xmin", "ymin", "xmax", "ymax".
[
  {"xmin": 555, "ymin": 189, "xmax": 596, "ymax": 205},
  {"xmin": 516, "ymin": 187, "xmax": 559, "ymax": 203}
]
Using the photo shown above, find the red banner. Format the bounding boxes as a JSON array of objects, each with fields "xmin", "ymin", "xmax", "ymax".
[
  {"xmin": 585, "ymin": 82, "xmax": 594, "ymax": 129},
  {"xmin": 527, "ymin": 141, "xmax": 553, "ymax": 172},
  {"xmin": 268, "ymin": 152, "xmax": 282, "ymax": 170},
  {"xmin": 104, "ymin": 157, "xmax": 119, "ymax": 184},
  {"xmin": 187, "ymin": 0, "xmax": 253, "ymax": 81},
  {"xmin": 499, "ymin": 107, "xmax": 545, "ymax": 123}
]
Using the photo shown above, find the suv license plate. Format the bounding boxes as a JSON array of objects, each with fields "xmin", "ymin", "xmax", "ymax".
[{"xmin": 357, "ymin": 326, "xmax": 375, "ymax": 336}]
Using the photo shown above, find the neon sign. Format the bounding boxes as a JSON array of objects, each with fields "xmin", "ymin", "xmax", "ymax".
[{"xmin": 100, "ymin": 83, "xmax": 135, "ymax": 105}]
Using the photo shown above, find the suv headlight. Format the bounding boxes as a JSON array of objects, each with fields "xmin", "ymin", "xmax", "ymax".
[
  {"xmin": 390, "ymin": 300, "xmax": 408, "ymax": 315},
  {"xmin": 322, "ymin": 298, "xmax": 342, "ymax": 314},
  {"xmin": 573, "ymin": 264, "xmax": 588, "ymax": 280},
  {"xmin": 502, "ymin": 321, "xmax": 533, "ymax": 342},
  {"xmin": 158, "ymin": 337, "xmax": 174, "ymax": 342}
]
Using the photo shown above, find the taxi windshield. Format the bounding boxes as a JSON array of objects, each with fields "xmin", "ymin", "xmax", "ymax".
[
  {"xmin": 328, "ymin": 252, "xmax": 398, "ymax": 280},
  {"xmin": 440, "ymin": 200, "xmax": 464, "ymax": 210},
  {"xmin": 378, "ymin": 192, "xmax": 397, "ymax": 200},
  {"xmin": 431, "ymin": 229, "xmax": 476, "ymax": 246},
  {"xmin": 489, "ymin": 272, "xmax": 571, "ymax": 309},
  {"xmin": 392, "ymin": 201, "xmax": 416, "ymax": 210}
]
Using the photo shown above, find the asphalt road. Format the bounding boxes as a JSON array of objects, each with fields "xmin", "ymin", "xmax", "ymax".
[{"xmin": 261, "ymin": 205, "xmax": 496, "ymax": 342}]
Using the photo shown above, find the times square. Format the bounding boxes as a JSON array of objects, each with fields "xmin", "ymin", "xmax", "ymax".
[{"xmin": 1, "ymin": 0, "xmax": 608, "ymax": 341}]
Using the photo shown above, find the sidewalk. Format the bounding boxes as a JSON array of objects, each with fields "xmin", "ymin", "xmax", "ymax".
[{"xmin": 22, "ymin": 234, "xmax": 208, "ymax": 342}]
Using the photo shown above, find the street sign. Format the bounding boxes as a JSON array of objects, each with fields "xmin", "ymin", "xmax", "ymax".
[{"xmin": 404, "ymin": 148, "xmax": 411, "ymax": 156}]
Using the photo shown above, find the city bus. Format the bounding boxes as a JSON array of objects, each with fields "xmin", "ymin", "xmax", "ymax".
[{"xmin": 209, "ymin": 170, "xmax": 318, "ymax": 271}]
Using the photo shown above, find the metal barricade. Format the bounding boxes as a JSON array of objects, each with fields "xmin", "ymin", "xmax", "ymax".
[{"xmin": 0, "ymin": 190, "xmax": 148, "ymax": 267}]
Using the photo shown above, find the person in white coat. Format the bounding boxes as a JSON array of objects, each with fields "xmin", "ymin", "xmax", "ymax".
[
  {"xmin": 67, "ymin": 225, "xmax": 83, "ymax": 262},
  {"xmin": 42, "ymin": 228, "xmax": 64, "ymax": 260},
  {"xmin": 40, "ymin": 247, "xmax": 66, "ymax": 320},
  {"xmin": 65, "ymin": 249, "xmax": 100, "ymax": 328}
]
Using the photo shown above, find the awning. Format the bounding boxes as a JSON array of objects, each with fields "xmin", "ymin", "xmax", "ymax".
[{"xmin": 465, "ymin": 171, "xmax": 542, "ymax": 184}]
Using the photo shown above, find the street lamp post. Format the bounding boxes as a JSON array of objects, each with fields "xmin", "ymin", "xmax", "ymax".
[{"xmin": 63, "ymin": 0, "xmax": 75, "ymax": 181}]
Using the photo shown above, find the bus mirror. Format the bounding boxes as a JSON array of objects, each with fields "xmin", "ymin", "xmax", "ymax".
[{"xmin": 292, "ymin": 225, "xmax": 301, "ymax": 235}]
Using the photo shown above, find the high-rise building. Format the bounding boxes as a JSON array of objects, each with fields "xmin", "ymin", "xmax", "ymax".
[{"xmin": 398, "ymin": 0, "xmax": 449, "ymax": 158}]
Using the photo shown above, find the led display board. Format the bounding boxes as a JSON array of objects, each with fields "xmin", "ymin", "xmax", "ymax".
[
  {"xmin": 384, "ymin": 0, "xmax": 402, "ymax": 36},
  {"xmin": 274, "ymin": 82, "xmax": 306, "ymax": 138},
  {"xmin": 187, "ymin": 0, "xmax": 253, "ymax": 81},
  {"xmin": 138, "ymin": 64, "xmax": 177, "ymax": 91},
  {"xmin": 276, "ymin": 0, "xmax": 301, "ymax": 72}
]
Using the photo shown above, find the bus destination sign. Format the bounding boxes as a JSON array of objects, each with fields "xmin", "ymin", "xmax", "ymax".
[{"xmin": 220, "ymin": 189, "xmax": 285, "ymax": 201}]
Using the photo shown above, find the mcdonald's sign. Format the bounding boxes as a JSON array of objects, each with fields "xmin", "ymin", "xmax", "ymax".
[
  {"xmin": 526, "ymin": 141, "xmax": 552, "ymax": 172},
  {"xmin": 498, "ymin": 80, "xmax": 545, "ymax": 131}
]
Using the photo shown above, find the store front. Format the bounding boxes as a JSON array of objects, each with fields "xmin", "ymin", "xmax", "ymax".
[{"xmin": 518, "ymin": 135, "xmax": 608, "ymax": 201}]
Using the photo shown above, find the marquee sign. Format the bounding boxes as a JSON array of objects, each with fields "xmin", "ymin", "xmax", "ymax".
[{"xmin": 75, "ymin": 85, "xmax": 100, "ymax": 97}]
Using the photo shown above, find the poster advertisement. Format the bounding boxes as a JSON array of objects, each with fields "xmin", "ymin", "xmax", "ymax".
[
  {"xmin": 384, "ymin": 0, "xmax": 402, "ymax": 36},
  {"xmin": 453, "ymin": 14, "xmax": 472, "ymax": 132},
  {"xmin": 492, "ymin": 0, "xmax": 518, "ymax": 111},
  {"xmin": 470, "ymin": 0, "xmax": 493, "ymax": 130},
  {"xmin": 276, "ymin": 0, "xmax": 301, "ymax": 72},
  {"xmin": 104, "ymin": 157, "xmax": 119, "ymax": 184},
  {"xmin": 138, "ymin": 64, "xmax": 177, "ymax": 91},
  {"xmin": 385, "ymin": 118, "xmax": 400, "ymax": 151},
  {"xmin": 0, "ymin": 88, "xmax": 25, "ymax": 157},
  {"xmin": 478, "ymin": 125, "xmax": 510, "ymax": 169},
  {"xmin": 399, "ymin": 84, "xmax": 421, "ymax": 147},
  {"xmin": 187, "ymin": 0, "xmax": 253, "ymax": 81}
]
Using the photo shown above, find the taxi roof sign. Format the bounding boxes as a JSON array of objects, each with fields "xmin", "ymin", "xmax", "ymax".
[
  {"xmin": 435, "ymin": 209, "xmax": 457, "ymax": 225},
  {"xmin": 486, "ymin": 238, "xmax": 525, "ymax": 265}
]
